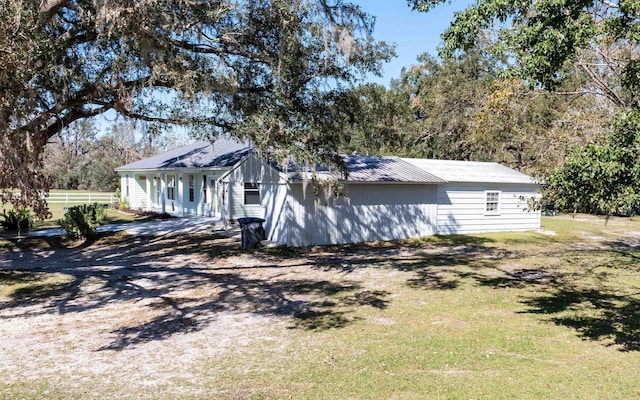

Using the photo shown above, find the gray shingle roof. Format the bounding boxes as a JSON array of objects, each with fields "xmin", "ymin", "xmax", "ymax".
[
  {"xmin": 115, "ymin": 138, "xmax": 251, "ymax": 171},
  {"xmin": 402, "ymin": 158, "xmax": 538, "ymax": 184}
]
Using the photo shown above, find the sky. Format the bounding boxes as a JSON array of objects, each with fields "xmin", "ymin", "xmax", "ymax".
[{"xmin": 355, "ymin": 1, "xmax": 473, "ymax": 85}]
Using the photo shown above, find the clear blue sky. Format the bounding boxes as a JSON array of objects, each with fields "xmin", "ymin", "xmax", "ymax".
[{"xmin": 356, "ymin": 1, "xmax": 473, "ymax": 85}]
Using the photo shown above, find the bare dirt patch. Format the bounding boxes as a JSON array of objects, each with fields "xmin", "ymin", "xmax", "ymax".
[{"xmin": 0, "ymin": 232, "xmax": 394, "ymax": 398}]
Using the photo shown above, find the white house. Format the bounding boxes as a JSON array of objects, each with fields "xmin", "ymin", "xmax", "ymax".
[{"xmin": 115, "ymin": 139, "xmax": 541, "ymax": 246}]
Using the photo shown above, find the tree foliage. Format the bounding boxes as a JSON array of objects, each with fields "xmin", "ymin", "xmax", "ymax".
[
  {"xmin": 409, "ymin": 0, "xmax": 640, "ymax": 213},
  {"xmin": 1, "ymin": 0, "xmax": 393, "ymax": 218},
  {"xmin": 469, "ymin": 78, "xmax": 595, "ymax": 175},
  {"xmin": 409, "ymin": 0, "xmax": 639, "ymax": 104},
  {"xmin": 397, "ymin": 51, "xmax": 497, "ymax": 160},
  {"xmin": 334, "ymin": 83, "xmax": 413, "ymax": 155},
  {"xmin": 355, "ymin": 49, "xmax": 599, "ymax": 177},
  {"xmin": 547, "ymin": 110, "xmax": 640, "ymax": 215}
]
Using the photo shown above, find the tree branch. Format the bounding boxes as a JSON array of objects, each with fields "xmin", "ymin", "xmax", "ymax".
[
  {"xmin": 578, "ymin": 63, "xmax": 626, "ymax": 107},
  {"xmin": 43, "ymin": 105, "xmax": 112, "ymax": 139}
]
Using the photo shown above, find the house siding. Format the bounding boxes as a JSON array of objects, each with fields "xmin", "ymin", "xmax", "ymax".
[
  {"xmin": 121, "ymin": 174, "xmax": 147, "ymax": 209},
  {"xmin": 223, "ymin": 155, "xmax": 285, "ymax": 221},
  {"xmin": 261, "ymin": 182, "xmax": 291, "ymax": 244},
  {"xmin": 435, "ymin": 183, "xmax": 541, "ymax": 234},
  {"xmin": 286, "ymin": 183, "xmax": 438, "ymax": 247},
  {"xmin": 228, "ymin": 182, "xmax": 262, "ymax": 219},
  {"xmin": 116, "ymin": 144, "xmax": 543, "ymax": 247}
]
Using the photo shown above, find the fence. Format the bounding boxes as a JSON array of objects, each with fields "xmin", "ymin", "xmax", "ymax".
[{"xmin": 44, "ymin": 191, "xmax": 117, "ymax": 206}]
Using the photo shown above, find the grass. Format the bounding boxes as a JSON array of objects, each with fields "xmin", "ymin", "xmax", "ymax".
[
  {"xmin": 1, "ymin": 189, "xmax": 150, "ymax": 230},
  {"xmin": 0, "ymin": 271, "xmax": 75, "ymax": 299},
  {"xmin": 1, "ymin": 214, "xmax": 640, "ymax": 399},
  {"xmin": 0, "ymin": 204, "xmax": 148, "ymax": 230},
  {"xmin": 31, "ymin": 203, "xmax": 143, "ymax": 230}
]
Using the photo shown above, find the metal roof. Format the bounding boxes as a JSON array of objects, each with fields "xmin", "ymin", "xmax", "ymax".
[
  {"xmin": 114, "ymin": 138, "xmax": 251, "ymax": 171},
  {"xmin": 294, "ymin": 155, "xmax": 446, "ymax": 183},
  {"xmin": 115, "ymin": 139, "xmax": 535, "ymax": 185},
  {"xmin": 402, "ymin": 158, "xmax": 538, "ymax": 184}
]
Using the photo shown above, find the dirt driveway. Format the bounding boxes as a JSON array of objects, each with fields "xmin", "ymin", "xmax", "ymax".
[{"xmin": 0, "ymin": 231, "xmax": 399, "ymax": 398}]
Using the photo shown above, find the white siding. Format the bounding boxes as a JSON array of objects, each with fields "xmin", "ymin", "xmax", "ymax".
[
  {"xmin": 121, "ymin": 173, "xmax": 147, "ymax": 209},
  {"xmin": 436, "ymin": 183, "xmax": 541, "ymax": 234},
  {"xmin": 286, "ymin": 183, "xmax": 438, "ymax": 247},
  {"xmin": 228, "ymin": 182, "xmax": 262, "ymax": 219},
  {"xmin": 261, "ymin": 182, "xmax": 290, "ymax": 243},
  {"xmin": 224, "ymin": 155, "xmax": 284, "ymax": 221}
]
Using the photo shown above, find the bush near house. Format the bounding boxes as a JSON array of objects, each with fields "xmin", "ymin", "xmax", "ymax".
[
  {"xmin": 0, "ymin": 208, "xmax": 33, "ymax": 233},
  {"xmin": 58, "ymin": 203, "xmax": 107, "ymax": 239}
]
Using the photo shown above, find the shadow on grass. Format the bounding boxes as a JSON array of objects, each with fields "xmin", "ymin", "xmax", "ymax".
[
  {"xmin": 2, "ymin": 229, "xmax": 639, "ymax": 352},
  {"xmin": 308, "ymin": 236, "xmax": 640, "ymax": 351},
  {"xmin": 522, "ymin": 286, "xmax": 640, "ymax": 352},
  {"xmin": 307, "ymin": 234, "xmax": 510, "ymax": 292},
  {"xmin": 0, "ymin": 270, "xmax": 77, "ymax": 303}
]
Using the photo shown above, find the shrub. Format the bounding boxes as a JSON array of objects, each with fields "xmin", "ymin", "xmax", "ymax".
[
  {"xmin": 1, "ymin": 208, "xmax": 33, "ymax": 233},
  {"xmin": 58, "ymin": 203, "xmax": 107, "ymax": 239}
]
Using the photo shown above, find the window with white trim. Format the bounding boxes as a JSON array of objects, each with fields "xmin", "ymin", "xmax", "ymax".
[
  {"xmin": 167, "ymin": 175, "xmax": 176, "ymax": 200},
  {"xmin": 244, "ymin": 183, "xmax": 260, "ymax": 205},
  {"xmin": 485, "ymin": 191, "xmax": 500, "ymax": 215}
]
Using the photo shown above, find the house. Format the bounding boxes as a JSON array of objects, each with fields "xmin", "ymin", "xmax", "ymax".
[{"xmin": 115, "ymin": 139, "xmax": 541, "ymax": 246}]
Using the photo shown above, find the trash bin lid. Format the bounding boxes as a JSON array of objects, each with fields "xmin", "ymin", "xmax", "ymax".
[{"xmin": 238, "ymin": 217, "xmax": 265, "ymax": 224}]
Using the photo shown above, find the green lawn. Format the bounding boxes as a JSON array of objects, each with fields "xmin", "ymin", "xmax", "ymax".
[
  {"xmin": 1, "ymin": 190, "xmax": 144, "ymax": 229},
  {"xmin": 1, "ymin": 214, "xmax": 640, "ymax": 399}
]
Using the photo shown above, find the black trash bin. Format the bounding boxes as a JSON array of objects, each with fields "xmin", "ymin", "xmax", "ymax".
[{"xmin": 238, "ymin": 217, "xmax": 266, "ymax": 249}]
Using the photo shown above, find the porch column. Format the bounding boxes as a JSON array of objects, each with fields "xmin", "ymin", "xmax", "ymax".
[
  {"xmin": 221, "ymin": 181, "xmax": 228, "ymax": 229},
  {"xmin": 145, "ymin": 174, "xmax": 151, "ymax": 211},
  {"xmin": 160, "ymin": 172, "xmax": 166, "ymax": 214},
  {"xmin": 213, "ymin": 180, "xmax": 219, "ymax": 216},
  {"xmin": 177, "ymin": 172, "xmax": 184, "ymax": 217}
]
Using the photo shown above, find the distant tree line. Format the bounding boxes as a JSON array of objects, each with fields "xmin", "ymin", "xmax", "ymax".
[
  {"xmin": 337, "ymin": 48, "xmax": 611, "ymax": 178},
  {"xmin": 44, "ymin": 120, "xmax": 185, "ymax": 192}
]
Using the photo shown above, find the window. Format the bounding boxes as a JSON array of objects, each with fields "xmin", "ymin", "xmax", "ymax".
[
  {"xmin": 188, "ymin": 175, "xmax": 195, "ymax": 202},
  {"xmin": 202, "ymin": 175, "xmax": 207, "ymax": 202},
  {"xmin": 485, "ymin": 191, "xmax": 500, "ymax": 215},
  {"xmin": 244, "ymin": 183, "xmax": 260, "ymax": 205},
  {"xmin": 167, "ymin": 175, "xmax": 176, "ymax": 200},
  {"xmin": 125, "ymin": 175, "xmax": 129, "ymax": 197}
]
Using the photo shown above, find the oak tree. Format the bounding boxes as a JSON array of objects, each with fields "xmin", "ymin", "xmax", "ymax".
[{"xmin": 1, "ymin": 0, "xmax": 393, "ymax": 218}]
